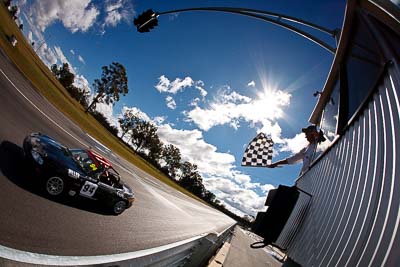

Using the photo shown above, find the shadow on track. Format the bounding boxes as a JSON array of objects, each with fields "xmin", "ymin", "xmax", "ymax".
[{"xmin": 0, "ymin": 140, "xmax": 113, "ymax": 216}]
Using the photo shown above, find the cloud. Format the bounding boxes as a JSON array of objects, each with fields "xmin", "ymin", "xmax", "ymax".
[
  {"xmin": 95, "ymin": 102, "xmax": 118, "ymax": 127},
  {"xmin": 204, "ymin": 178, "xmax": 270, "ymax": 216},
  {"xmin": 155, "ymin": 75, "xmax": 194, "ymax": 94},
  {"xmin": 218, "ymin": 88, "xmax": 251, "ymax": 104},
  {"xmin": 154, "ymin": 75, "xmax": 170, "ymax": 93},
  {"xmin": 189, "ymin": 98, "xmax": 201, "ymax": 107},
  {"xmin": 155, "ymin": 123, "xmax": 274, "ymax": 215},
  {"xmin": 19, "ymin": 0, "xmax": 134, "ymax": 37},
  {"xmin": 15, "ymin": 0, "xmax": 27, "ymax": 6},
  {"xmin": 104, "ymin": 10, "xmax": 122, "ymax": 27},
  {"xmin": 27, "ymin": 39, "xmax": 91, "ymax": 97},
  {"xmin": 104, "ymin": 2, "xmax": 123, "ymax": 27},
  {"xmin": 36, "ymin": 43, "xmax": 58, "ymax": 66},
  {"xmin": 103, "ymin": 0, "xmax": 135, "ymax": 28},
  {"xmin": 195, "ymin": 80, "xmax": 207, "ymax": 98},
  {"xmin": 27, "ymin": 31, "xmax": 34, "ymax": 43},
  {"xmin": 97, "ymin": 105, "xmax": 164, "ymax": 147},
  {"xmin": 25, "ymin": 0, "xmax": 99, "ymax": 33},
  {"xmin": 168, "ymin": 13, "xmax": 179, "ymax": 21},
  {"xmin": 259, "ymin": 184, "xmax": 275, "ymax": 193},
  {"xmin": 121, "ymin": 106, "xmax": 151, "ymax": 122},
  {"xmin": 153, "ymin": 116, "xmax": 167, "ymax": 125},
  {"xmin": 19, "ymin": 4, "xmax": 94, "ymax": 95},
  {"xmin": 155, "ymin": 75, "xmax": 208, "ymax": 98},
  {"xmin": 54, "ymin": 46, "xmax": 73, "ymax": 67},
  {"xmin": 73, "ymin": 74, "xmax": 91, "ymax": 94},
  {"xmin": 157, "ymin": 124, "xmax": 236, "ymax": 177},
  {"xmin": 166, "ymin": 96, "xmax": 177, "ymax": 110},
  {"xmin": 78, "ymin": 55, "xmax": 86, "ymax": 64},
  {"xmin": 280, "ymin": 133, "xmax": 308, "ymax": 154},
  {"xmin": 185, "ymin": 86, "xmax": 291, "ymax": 139},
  {"xmin": 21, "ymin": 10, "xmax": 45, "ymax": 46},
  {"xmin": 247, "ymin": 80, "xmax": 256, "ymax": 87},
  {"xmin": 231, "ymin": 171, "xmax": 251, "ymax": 184}
]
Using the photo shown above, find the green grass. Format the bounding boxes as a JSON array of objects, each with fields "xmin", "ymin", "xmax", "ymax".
[{"xmin": 0, "ymin": 4, "xmax": 208, "ymax": 205}]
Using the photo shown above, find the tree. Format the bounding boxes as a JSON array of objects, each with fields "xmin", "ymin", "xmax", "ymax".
[
  {"xmin": 50, "ymin": 64, "xmax": 58, "ymax": 76},
  {"xmin": 51, "ymin": 63, "xmax": 88, "ymax": 105},
  {"xmin": 130, "ymin": 120, "xmax": 160, "ymax": 154},
  {"xmin": 148, "ymin": 137, "xmax": 163, "ymax": 162},
  {"xmin": 118, "ymin": 110, "xmax": 140, "ymax": 139},
  {"xmin": 9, "ymin": 6, "xmax": 18, "ymax": 20},
  {"xmin": 51, "ymin": 63, "xmax": 75, "ymax": 89},
  {"xmin": 86, "ymin": 62, "xmax": 128, "ymax": 112},
  {"xmin": 204, "ymin": 190, "xmax": 216, "ymax": 203},
  {"xmin": 179, "ymin": 161, "xmax": 206, "ymax": 197},
  {"xmin": 180, "ymin": 161, "xmax": 197, "ymax": 179},
  {"xmin": 89, "ymin": 110, "xmax": 119, "ymax": 137},
  {"xmin": 119, "ymin": 111, "xmax": 164, "ymax": 162},
  {"xmin": 162, "ymin": 144, "xmax": 181, "ymax": 178}
]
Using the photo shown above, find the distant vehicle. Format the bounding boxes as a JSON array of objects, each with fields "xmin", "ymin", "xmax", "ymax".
[{"xmin": 23, "ymin": 132, "xmax": 135, "ymax": 215}]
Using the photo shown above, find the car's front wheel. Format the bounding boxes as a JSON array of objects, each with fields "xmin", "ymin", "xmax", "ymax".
[
  {"xmin": 46, "ymin": 176, "xmax": 64, "ymax": 196},
  {"xmin": 112, "ymin": 200, "xmax": 127, "ymax": 215}
]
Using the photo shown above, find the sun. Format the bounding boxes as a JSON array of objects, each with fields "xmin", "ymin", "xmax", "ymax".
[{"xmin": 253, "ymin": 76, "xmax": 291, "ymax": 122}]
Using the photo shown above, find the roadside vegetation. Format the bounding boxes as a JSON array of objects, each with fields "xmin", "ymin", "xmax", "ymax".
[{"xmin": 0, "ymin": 2, "xmax": 251, "ymax": 226}]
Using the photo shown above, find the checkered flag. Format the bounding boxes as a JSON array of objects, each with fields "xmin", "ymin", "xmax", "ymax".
[{"xmin": 241, "ymin": 133, "xmax": 274, "ymax": 167}]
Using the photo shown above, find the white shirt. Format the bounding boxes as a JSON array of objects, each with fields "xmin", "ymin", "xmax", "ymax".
[{"xmin": 285, "ymin": 142, "xmax": 317, "ymax": 175}]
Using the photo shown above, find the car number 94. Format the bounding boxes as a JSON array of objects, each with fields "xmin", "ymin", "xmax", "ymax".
[{"xmin": 80, "ymin": 181, "xmax": 98, "ymax": 197}]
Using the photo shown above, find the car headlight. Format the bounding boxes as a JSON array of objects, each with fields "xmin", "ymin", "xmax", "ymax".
[{"xmin": 31, "ymin": 150, "xmax": 44, "ymax": 165}]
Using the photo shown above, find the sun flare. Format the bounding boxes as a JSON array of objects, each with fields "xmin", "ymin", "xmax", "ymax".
[{"xmin": 254, "ymin": 78, "xmax": 291, "ymax": 122}]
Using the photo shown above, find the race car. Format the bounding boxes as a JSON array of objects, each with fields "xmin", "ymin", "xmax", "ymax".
[{"xmin": 23, "ymin": 132, "xmax": 135, "ymax": 215}]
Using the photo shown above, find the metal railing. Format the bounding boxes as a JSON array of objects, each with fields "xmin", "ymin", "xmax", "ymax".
[{"xmin": 0, "ymin": 223, "xmax": 236, "ymax": 266}]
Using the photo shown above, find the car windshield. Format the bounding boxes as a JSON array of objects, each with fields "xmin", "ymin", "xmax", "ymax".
[{"xmin": 70, "ymin": 149, "xmax": 103, "ymax": 175}]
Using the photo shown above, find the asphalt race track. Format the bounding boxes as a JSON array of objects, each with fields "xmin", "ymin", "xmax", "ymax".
[{"xmin": 0, "ymin": 49, "xmax": 235, "ymax": 257}]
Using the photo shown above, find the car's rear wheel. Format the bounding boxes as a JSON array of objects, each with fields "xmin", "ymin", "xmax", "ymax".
[
  {"xmin": 46, "ymin": 176, "xmax": 64, "ymax": 196},
  {"xmin": 112, "ymin": 200, "xmax": 127, "ymax": 215}
]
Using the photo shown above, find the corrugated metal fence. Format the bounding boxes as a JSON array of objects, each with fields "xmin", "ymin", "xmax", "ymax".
[{"xmin": 285, "ymin": 64, "xmax": 400, "ymax": 266}]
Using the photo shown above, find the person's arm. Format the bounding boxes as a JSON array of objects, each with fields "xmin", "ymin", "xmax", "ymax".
[
  {"xmin": 268, "ymin": 147, "xmax": 307, "ymax": 168},
  {"xmin": 269, "ymin": 159, "xmax": 288, "ymax": 168}
]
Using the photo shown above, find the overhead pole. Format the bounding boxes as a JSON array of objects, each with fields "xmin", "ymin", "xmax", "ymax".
[{"xmin": 134, "ymin": 7, "xmax": 340, "ymax": 54}]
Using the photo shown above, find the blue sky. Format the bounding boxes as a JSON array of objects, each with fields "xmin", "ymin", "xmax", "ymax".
[{"xmin": 16, "ymin": 0, "xmax": 346, "ymax": 216}]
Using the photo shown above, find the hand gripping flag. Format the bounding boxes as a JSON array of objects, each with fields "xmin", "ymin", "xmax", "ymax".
[{"xmin": 241, "ymin": 133, "xmax": 274, "ymax": 167}]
